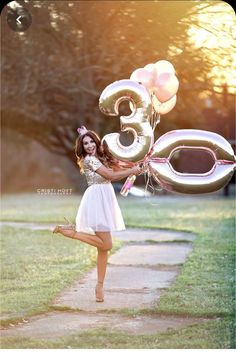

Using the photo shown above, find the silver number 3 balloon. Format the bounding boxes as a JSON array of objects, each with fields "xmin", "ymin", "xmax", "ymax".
[
  {"xmin": 99, "ymin": 80, "xmax": 235, "ymax": 194},
  {"xmin": 99, "ymin": 79, "xmax": 154, "ymax": 162}
]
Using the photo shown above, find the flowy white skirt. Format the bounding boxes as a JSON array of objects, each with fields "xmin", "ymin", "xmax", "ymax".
[{"xmin": 76, "ymin": 183, "xmax": 125, "ymax": 234}]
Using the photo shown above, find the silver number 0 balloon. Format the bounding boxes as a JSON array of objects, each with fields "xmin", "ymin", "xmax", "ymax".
[
  {"xmin": 99, "ymin": 79, "xmax": 154, "ymax": 162},
  {"xmin": 148, "ymin": 129, "xmax": 236, "ymax": 194}
]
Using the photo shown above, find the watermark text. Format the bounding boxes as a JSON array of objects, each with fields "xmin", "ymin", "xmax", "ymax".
[{"xmin": 36, "ymin": 188, "xmax": 73, "ymax": 195}]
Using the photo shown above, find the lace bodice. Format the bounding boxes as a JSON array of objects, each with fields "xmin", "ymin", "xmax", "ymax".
[{"xmin": 83, "ymin": 155, "xmax": 111, "ymax": 186}]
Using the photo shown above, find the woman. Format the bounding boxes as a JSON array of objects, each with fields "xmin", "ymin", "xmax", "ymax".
[{"xmin": 53, "ymin": 126, "xmax": 142, "ymax": 302}]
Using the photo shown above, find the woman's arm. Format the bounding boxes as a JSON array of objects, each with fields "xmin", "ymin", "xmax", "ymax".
[
  {"xmin": 96, "ymin": 164, "xmax": 141, "ymax": 182},
  {"xmin": 112, "ymin": 160, "xmax": 135, "ymax": 172},
  {"xmin": 117, "ymin": 160, "xmax": 135, "ymax": 168}
]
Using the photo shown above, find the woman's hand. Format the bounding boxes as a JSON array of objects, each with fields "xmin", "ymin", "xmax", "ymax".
[{"xmin": 131, "ymin": 165, "xmax": 143, "ymax": 175}]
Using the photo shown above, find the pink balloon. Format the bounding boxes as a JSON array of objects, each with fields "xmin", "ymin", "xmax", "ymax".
[
  {"xmin": 154, "ymin": 60, "xmax": 175, "ymax": 75},
  {"xmin": 143, "ymin": 64, "xmax": 157, "ymax": 92},
  {"xmin": 154, "ymin": 73, "xmax": 179, "ymax": 103},
  {"xmin": 130, "ymin": 68, "xmax": 154, "ymax": 90},
  {"xmin": 156, "ymin": 72, "xmax": 173, "ymax": 86},
  {"xmin": 152, "ymin": 95, "xmax": 177, "ymax": 115}
]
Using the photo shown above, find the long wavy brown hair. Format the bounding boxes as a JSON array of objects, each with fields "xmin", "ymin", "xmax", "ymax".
[{"xmin": 75, "ymin": 130, "xmax": 119, "ymax": 173}]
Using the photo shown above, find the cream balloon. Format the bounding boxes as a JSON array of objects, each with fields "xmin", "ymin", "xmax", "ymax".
[
  {"xmin": 147, "ymin": 129, "xmax": 236, "ymax": 194},
  {"xmin": 154, "ymin": 60, "xmax": 175, "ymax": 75},
  {"xmin": 154, "ymin": 73, "xmax": 179, "ymax": 103},
  {"xmin": 144, "ymin": 63, "xmax": 156, "ymax": 75},
  {"xmin": 99, "ymin": 79, "xmax": 154, "ymax": 163},
  {"xmin": 152, "ymin": 95, "xmax": 177, "ymax": 115}
]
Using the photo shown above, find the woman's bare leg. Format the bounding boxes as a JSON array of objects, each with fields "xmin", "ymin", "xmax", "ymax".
[
  {"xmin": 96, "ymin": 249, "xmax": 108, "ymax": 283},
  {"xmin": 95, "ymin": 232, "xmax": 113, "ymax": 301},
  {"xmin": 55, "ymin": 228, "xmax": 104, "ymax": 249},
  {"xmin": 96, "ymin": 232, "xmax": 112, "ymax": 282},
  {"xmin": 54, "ymin": 228, "xmax": 113, "ymax": 301}
]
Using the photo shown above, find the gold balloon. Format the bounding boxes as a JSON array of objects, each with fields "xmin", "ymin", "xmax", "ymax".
[
  {"xmin": 148, "ymin": 129, "xmax": 236, "ymax": 194},
  {"xmin": 99, "ymin": 79, "xmax": 154, "ymax": 162}
]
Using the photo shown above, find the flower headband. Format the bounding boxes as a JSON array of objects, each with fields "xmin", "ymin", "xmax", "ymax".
[{"xmin": 77, "ymin": 126, "xmax": 88, "ymax": 137}]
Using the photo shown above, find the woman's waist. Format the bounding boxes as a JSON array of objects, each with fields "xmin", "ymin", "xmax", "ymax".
[{"xmin": 87, "ymin": 181, "xmax": 111, "ymax": 187}]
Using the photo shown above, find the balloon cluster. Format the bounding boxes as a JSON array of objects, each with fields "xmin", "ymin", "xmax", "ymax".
[
  {"xmin": 99, "ymin": 60, "xmax": 236, "ymax": 196},
  {"xmin": 130, "ymin": 60, "xmax": 178, "ymax": 115}
]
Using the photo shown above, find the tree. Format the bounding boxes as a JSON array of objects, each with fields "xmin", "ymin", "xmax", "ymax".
[{"xmin": 1, "ymin": 0, "xmax": 235, "ymax": 162}]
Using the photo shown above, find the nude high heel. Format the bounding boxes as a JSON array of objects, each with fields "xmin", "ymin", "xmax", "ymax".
[
  {"xmin": 53, "ymin": 217, "xmax": 76, "ymax": 234},
  {"xmin": 95, "ymin": 281, "xmax": 104, "ymax": 302}
]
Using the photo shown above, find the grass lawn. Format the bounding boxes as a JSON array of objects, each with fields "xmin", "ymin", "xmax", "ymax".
[{"xmin": 0, "ymin": 192, "xmax": 235, "ymax": 348}]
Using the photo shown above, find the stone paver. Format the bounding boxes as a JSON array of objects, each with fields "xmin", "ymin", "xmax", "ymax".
[
  {"xmin": 54, "ymin": 285, "xmax": 158, "ymax": 311},
  {"xmin": 54, "ymin": 243, "xmax": 190, "ymax": 311},
  {"xmin": 109, "ymin": 243, "xmax": 192, "ymax": 266},
  {"xmin": 54, "ymin": 266, "xmax": 178, "ymax": 311},
  {"xmin": 113, "ymin": 229, "xmax": 195, "ymax": 242},
  {"xmin": 1, "ymin": 311, "xmax": 208, "ymax": 338},
  {"xmin": 1, "ymin": 225, "xmax": 198, "ymax": 340}
]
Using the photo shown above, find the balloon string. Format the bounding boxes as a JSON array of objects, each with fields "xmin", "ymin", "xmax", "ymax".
[
  {"xmin": 152, "ymin": 112, "xmax": 160, "ymax": 131},
  {"xmin": 144, "ymin": 170, "xmax": 152, "ymax": 198},
  {"xmin": 151, "ymin": 92, "xmax": 160, "ymax": 131},
  {"xmin": 142, "ymin": 99, "xmax": 161, "ymax": 204},
  {"xmin": 143, "ymin": 163, "xmax": 163, "ymax": 206}
]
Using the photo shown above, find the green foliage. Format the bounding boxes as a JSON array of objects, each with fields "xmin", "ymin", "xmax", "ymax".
[
  {"xmin": 1, "ymin": 194, "xmax": 81, "ymax": 223},
  {"xmin": 0, "ymin": 193, "xmax": 235, "ymax": 348},
  {"xmin": 1, "ymin": 226, "xmax": 96, "ymax": 319},
  {"xmin": 0, "ymin": 222, "xmax": 122, "ymax": 321},
  {"xmin": 2, "ymin": 1, "xmax": 234, "ymax": 153},
  {"xmin": 1, "ymin": 318, "xmax": 234, "ymax": 349},
  {"xmin": 156, "ymin": 220, "xmax": 235, "ymax": 317}
]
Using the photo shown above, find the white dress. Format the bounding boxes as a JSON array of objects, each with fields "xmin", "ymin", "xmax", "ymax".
[{"xmin": 76, "ymin": 155, "xmax": 126, "ymax": 234}]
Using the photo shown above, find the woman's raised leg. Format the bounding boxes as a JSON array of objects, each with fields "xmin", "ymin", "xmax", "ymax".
[
  {"xmin": 53, "ymin": 228, "xmax": 104, "ymax": 249},
  {"xmin": 53, "ymin": 228, "xmax": 113, "ymax": 252}
]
